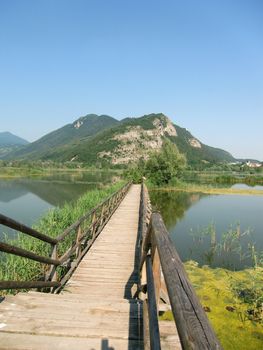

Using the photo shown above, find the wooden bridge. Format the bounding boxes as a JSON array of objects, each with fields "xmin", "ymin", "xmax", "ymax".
[{"xmin": 0, "ymin": 183, "xmax": 222, "ymax": 349}]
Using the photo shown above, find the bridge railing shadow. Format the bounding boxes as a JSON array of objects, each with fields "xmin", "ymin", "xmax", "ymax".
[{"xmin": 101, "ymin": 339, "xmax": 114, "ymax": 350}]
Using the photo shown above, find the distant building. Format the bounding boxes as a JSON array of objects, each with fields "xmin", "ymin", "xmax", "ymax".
[{"xmin": 246, "ymin": 161, "xmax": 262, "ymax": 168}]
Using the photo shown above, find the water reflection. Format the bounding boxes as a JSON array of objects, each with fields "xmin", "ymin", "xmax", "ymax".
[
  {"xmin": 150, "ymin": 190, "xmax": 263, "ymax": 270},
  {"xmin": 0, "ymin": 179, "xmax": 94, "ymax": 206},
  {"xmin": 0, "ymin": 171, "xmax": 116, "ymax": 238},
  {"xmin": 150, "ymin": 190, "xmax": 206, "ymax": 229}
]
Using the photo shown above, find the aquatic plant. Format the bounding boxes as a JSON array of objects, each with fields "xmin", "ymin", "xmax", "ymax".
[
  {"xmin": 189, "ymin": 221, "xmax": 260, "ymax": 270},
  {"xmin": 228, "ymin": 269, "xmax": 263, "ymax": 325}
]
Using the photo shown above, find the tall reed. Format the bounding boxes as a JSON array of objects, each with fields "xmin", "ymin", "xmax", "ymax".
[{"xmin": 0, "ymin": 181, "xmax": 124, "ymax": 289}]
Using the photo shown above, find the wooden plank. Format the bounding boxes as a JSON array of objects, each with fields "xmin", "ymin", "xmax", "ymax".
[
  {"xmin": 159, "ymin": 321, "xmax": 182, "ymax": 350},
  {"xmin": 6, "ymin": 292, "xmax": 141, "ymax": 305},
  {"xmin": 0, "ymin": 333, "xmax": 143, "ymax": 350},
  {"xmin": 0, "ymin": 316, "xmax": 142, "ymax": 339},
  {"xmin": 0, "ymin": 308, "xmax": 142, "ymax": 322},
  {"xmin": 2, "ymin": 298, "xmax": 142, "ymax": 316}
]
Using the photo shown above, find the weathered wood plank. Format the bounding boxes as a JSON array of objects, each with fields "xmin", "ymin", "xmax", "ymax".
[{"xmin": 0, "ymin": 333, "xmax": 143, "ymax": 350}]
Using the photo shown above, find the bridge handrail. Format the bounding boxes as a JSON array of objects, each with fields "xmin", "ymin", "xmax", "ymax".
[
  {"xmin": 0, "ymin": 213, "xmax": 58, "ymax": 245},
  {"xmin": 140, "ymin": 183, "xmax": 222, "ymax": 350},
  {"xmin": 0, "ymin": 181, "xmax": 132, "ymax": 291}
]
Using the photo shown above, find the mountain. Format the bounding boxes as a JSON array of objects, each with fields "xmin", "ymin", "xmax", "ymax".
[
  {"xmin": 171, "ymin": 123, "xmax": 234, "ymax": 164},
  {"xmin": 8, "ymin": 114, "xmax": 119, "ymax": 159},
  {"xmin": 0, "ymin": 132, "xmax": 29, "ymax": 158},
  {"xmin": 6, "ymin": 113, "xmax": 235, "ymax": 165},
  {"xmin": 67, "ymin": 113, "xmax": 234, "ymax": 165},
  {"xmin": 0, "ymin": 132, "xmax": 28, "ymax": 146}
]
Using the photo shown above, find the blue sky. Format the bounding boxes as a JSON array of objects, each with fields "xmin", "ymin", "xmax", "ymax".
[{"xmin": 0, "ymin": 0, "xmax": 262, "ymax": 160}]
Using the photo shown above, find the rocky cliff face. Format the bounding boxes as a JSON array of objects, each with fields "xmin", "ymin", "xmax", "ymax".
[{"xmin": 98, "ymin": 115, "xmax": 177, "ymax": 164}]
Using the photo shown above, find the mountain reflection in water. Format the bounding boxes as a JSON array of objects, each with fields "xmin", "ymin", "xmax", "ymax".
[{"xmin": 0, "ymin": 172, "xmax": 115, "ymax": 238}]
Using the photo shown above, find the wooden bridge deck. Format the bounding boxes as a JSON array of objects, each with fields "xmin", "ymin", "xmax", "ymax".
[{"xmin": 0, "ymin": 184, "xmax": 180, "ymax": 349}]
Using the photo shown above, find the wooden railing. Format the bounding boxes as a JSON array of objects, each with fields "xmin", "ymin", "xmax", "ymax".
[
  {"xmin": 0, "ymin": 182, "xmax": 131, "ymax": 292},
  {"xmin": 139, "ymin": 183, "xmax": 223, "ymax": 350}
]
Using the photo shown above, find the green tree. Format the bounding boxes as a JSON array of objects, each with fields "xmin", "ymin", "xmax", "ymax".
[{"xmin": 145, "ymin": 139, "xmax": 186, "ymax": 185}]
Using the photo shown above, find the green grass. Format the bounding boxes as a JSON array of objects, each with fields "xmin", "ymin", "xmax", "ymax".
[
  {"xmin": 151, "ymin": 183, "xmax": 263, "ymax": 196},
  {"xmin": 160, "ymin": 261, "xmax": 263, "ymax": 350},
  {"xmin": 0, "ymin": 181, "xmax": 124, "ymax": 292}
]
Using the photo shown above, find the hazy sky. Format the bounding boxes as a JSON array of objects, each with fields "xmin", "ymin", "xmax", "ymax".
[{"xmin": 0, "ymin": 0, "xmax": 262, "ymax": 160}]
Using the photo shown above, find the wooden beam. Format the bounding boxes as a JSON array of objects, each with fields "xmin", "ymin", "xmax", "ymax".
[
  {"xmin": 0, "ymin": 280, "xmax": 60, "ymax": 290},
  {"xmin": 0, "ymin": 242, "xmax": 60, "ymax": 266},
  {"xmin": 0, "ymin": 213, "xmax": 57, "ymax": 245},
  {"xmin": 151, "ymin": 213, "xmax": 223, "ymax": 350}
]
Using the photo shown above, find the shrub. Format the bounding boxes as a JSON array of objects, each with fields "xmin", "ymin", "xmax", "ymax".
[{"xmin": 145, "ymin": 139, "xmax": 186, "ymax": 186}]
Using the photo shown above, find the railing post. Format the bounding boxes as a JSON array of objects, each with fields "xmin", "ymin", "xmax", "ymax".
[
  {"xmin": 107, "ymin": 197, "xmax": 112, "ymax": 215},
  {"xmin": 75, "ymin": 224, "xmax": 82, "ymax": 258},
  {"xmin": 91, "ymin": 211, "xmax": 97, "ymax": 240},
  {"xmin": 47, "ymin": 244, "xmax": 58, "ymax": 283},
  {"xmin": 146, "ymin": 255, "xmax": 161, "ymax": 350},
  {"xmin": 99, "ymin": 203, "xmax": 105, "ymax": 228},
  {"xmin": 151, "ymin": 238, "xmax": 161, "ymax": 312},
  {"xmin": 143, "ymin": 300, "xmax": 151, "ymax": 350}
]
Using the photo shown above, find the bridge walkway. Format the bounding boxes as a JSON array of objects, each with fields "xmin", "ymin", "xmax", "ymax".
[{"xmin": 0, "ymin": 184, "xmax": 179, "ymax": 349}]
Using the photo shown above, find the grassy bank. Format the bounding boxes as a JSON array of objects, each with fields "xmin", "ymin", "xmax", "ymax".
[
  {"xmin": 0, "ymin": 166, "xmax": 121, "ymax": 179},
  {"xmin": 151, "ymin": 183, "xmax": 263, "ymax": 196},
  {"xmin": 0, "ymin": 181, "xmax": 124, "ymax": 291},
  {"xmin": 160, "ymin": 262, "xmax": 263, "ymax": 350}
]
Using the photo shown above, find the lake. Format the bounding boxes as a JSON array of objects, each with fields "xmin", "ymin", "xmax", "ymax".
[
  {"xmin": 150, "ymin": 189, "xmax": 263, "ymax": 270},
  {"xmin": 0, "ymin": 171, "xmax": 117, "ymax": 239},
  {"xmin": 231, "ymin": 183, "xmax": 263, "ymax": 191}
]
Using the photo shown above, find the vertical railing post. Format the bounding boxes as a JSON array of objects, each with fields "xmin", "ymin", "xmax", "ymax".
[
  {"xmin": 99, "ymin": 203, "xmax": 105, "ymax": 228},
  {"xmin": 75, "ymin": 224, "xmax": 82, "ymax": 258},
  {"xmin": 151, "ymin": 238, "xmax": 161, "ymax": 312},
  {"xmin": 143, "ymin": 299, "xmax": 151, "ymax": 350},
  {"xmin": 146, "ymin": 255, "xmax": 161, "ymax": 350},
  {"xmin": 91, "ymin": 211, "xmax": 97, "ymax": 240},
  {"xmin": 107, "ymin": 197, "xmax": 112, "ymax": 215},
  {"xmin": 46, "ymin": 243, "xmax": 58, "ymax": 284}
]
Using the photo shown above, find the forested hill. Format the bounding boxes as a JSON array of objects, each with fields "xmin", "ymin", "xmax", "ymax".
[
  {"xmin": 5, "ymin": 113, "xmax": 235, "ymax": 165},
  {"xmin": 0, "ymin": 132, "xmax": 29, "ymax": 158},
  {"xmin": 0, "ymin": 132, "xmax": 28, "ymax": 146},
  {"xmin": 7, "ymin": 114, "xmax": 119, "ymax": 160}
]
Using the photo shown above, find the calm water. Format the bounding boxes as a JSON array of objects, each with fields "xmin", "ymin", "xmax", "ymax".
[
  {"xmin": 0, "ymin": 171, "xmax": 117, "ymax": 239},
  {"xmin": 231, "ymin": 183, "xmax": 263, "ymax": 191},
  {"xmin": 150, "ymin": 190, "xmax": 263, "ymax": 270}
]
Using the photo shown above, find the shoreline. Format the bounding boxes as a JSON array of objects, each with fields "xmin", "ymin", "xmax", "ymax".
[{"xmin": 151, "ymin": 185, "xmax": 263, "ymax": 196}]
